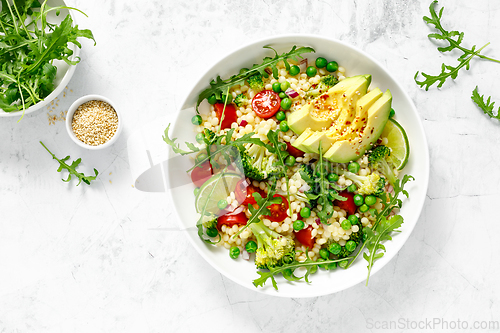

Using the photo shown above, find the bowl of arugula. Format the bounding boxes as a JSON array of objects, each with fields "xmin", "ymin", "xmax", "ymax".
[
  {"xmin": 165, "ymin": 35, "xmax": 430, "ymax": 297},
  {"xmin": 0, "ymin": 0, "xmax": 95, "ymax": 119}
]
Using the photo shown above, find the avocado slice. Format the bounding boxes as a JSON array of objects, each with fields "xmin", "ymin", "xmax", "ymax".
[
  {"xmin": 301, "ymin": 76, "xmax": 371, "ymax": 153},
  {"xmin": 292, "ymin": 128, "xmax": 315, "ymax": 153},
  {"xmin": 324, "ymin": 89, "xmax": 392, "ymax": 163},
  {"xmin": 287, "ymin": 75, "xmax": 369, "ymax": 135}
]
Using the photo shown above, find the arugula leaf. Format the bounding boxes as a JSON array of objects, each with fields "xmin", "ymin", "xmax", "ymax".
[
  {"xmin": 363, "ymin": 215, "xmax": 404, "ymax": 285},
  {"xmin": 40, "ymin": 141, "xmax": 98, "ymax": 186},
  {"xmin": 253, "ymin": 253, "xmax": 348, "ymax": 290},
  {"xmin": 415, "ymin": 1, "xmax": 500, "ymax": 90},
  {"xmin": 162, "ymin": 124, "xmax": 201, "ymax": 155},
  {"xmin": 196, "ymin": 46, "xmax": 315, "ymax": 111},
  {"xmin": 471, "ymin": 86, "xmax": 500, "ymax": 120}
]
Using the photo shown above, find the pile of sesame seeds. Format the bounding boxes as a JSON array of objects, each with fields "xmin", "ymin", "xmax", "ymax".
[{"xmin": 71, "ymin": 100, "xmax": 119, "ymax": 146}]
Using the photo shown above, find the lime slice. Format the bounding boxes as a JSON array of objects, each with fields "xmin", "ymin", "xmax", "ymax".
[
  {"xmin": 380, "ymin": 118, "xmax": 410, "ymax": 170},
  {"xmin": 195, "ymin": 172, "xmax": 243, "ymax": 214}
]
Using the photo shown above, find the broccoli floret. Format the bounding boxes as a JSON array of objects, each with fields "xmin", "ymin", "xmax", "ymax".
[
  {"xmin": 201, "ymin": 213, "xmax": 218, "ymax": 229},
  {"xmin": 338, "ymin": 169, "xmax": 386, "ymax": 196},
  {"xmin": 234, "ymin": 93, "xmax": 248, "ymax": 107},
  {"xmin": 246, "ymin": 73, "xmax": 264, "ymax": 92},
  {"xmin": 368, "ymin": 145, "xmax": 397, "ymax": 185},
  {"xmin": 239, "ymin": 144, "xmax": 284, "ymax": 181},
  {"xmin": 306, "ymin": 75, "xmax": 339, "ymax": 97},
  {"xmin": 248, "ymin": 220, "xmax": 295, "ymax": 270},
  {"xmin": 295, "ymin": 164, "xmax": 318, "ymax": 207}
]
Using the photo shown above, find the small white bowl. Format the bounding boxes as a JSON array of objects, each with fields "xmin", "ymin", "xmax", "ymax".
[{"xmin": 66, "ymin": 95, "xmax": 122, "ymax": 150}]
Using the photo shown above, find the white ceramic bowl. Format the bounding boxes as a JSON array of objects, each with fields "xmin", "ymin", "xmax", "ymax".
[
  {"xmin": 66, "ymin": 95, "xmax": 122, "ymax": 150},
  {"xmin": 167, "ymin": 35, "xmax": 430, "ymax": 297},
  {"xmin": 0, "ymin": 0, "xmax": 79, "ymax": 118}
]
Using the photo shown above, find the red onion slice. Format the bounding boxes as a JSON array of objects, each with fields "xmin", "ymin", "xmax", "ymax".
[
  {"xmin": 241, "ymin": 250, "xmax": 250, "ymax": 260},
  {"xmin": 227, "ymin": 205, "xmax": 245, "ymax": 216},
  {"xmin": 239, "ymin": 120, "xmax": 248, "ymax": 127},
  {"xmin": 299, "ymin": 59, "xmax": 308, "ymax": 73},
  {"xmin": 298, "ymin": 183, "xmax": 310, "ymax": 193},
  {"xmin": 285, "ymin": 88, "xmax": 299, "ymax": 98}
]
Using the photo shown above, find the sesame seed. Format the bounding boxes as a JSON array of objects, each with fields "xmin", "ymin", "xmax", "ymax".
[{"xmin": 71, "ymin": 100, "xmax": 119, "ymax": 146}]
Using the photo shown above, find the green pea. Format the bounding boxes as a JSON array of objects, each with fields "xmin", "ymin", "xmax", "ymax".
[
  {"xmin": 326, "ymin": 61, "xmax": 339, "ymax": 72},
  {"xmin": 348, "ymin": 214, "xmax": 359, "ymax": 225},
  {"xmin": 353, "ymin": 194, "xmax": 364, "ymax": 206},
  {"xmin": 279, "ymin": 121, "xmax": 289, "ymax": 132},
  {"xmin": 359, "ymin": 204, "xmax": 369, "ymax": 213},
  {"xmin": 363, "ymin": 229, "xmax": 368, "ymax": 242},
  {"xmin": 341, "ymin": 219, "xmax": 352, "ymax": 230},
  {"xmin": 328, "ymin": 243, "xmax": 341, "ymax": 255},
  {"xmin": 191, "ymin": 115, "xmax": 203, "ymax": 125},
  {"xmin": 389, "ymin": 108, "xmax": 396, "ymax": 118},
  {"xmin": 306, "ymin": 66, "xmax": 317, "ymax": 77},
  {"xmin": 195, "ymin": 133, "xmax": 205, "ymax": 144},
  {"xmin": 272, "ymin": 82, "xmax": 281, "ymax": 93},
  {"xmin": 348, "ymin": 162, "xmax": 360, "ymax": 174},
  {"xmin": 194, "ymin": 187, "xmax": 200, "ymax": 196},
  {"xmin": 293, "ymin": 220, "xmax": 305, "ymax": 231},
  {"xmin": 229, "ymin": 246, "xmax": 240, "ymax": 259},
  {"xmin": 285, "ymin": 155, "xmax": 296, "ymax": 167},
  {"xmin": 347, "ymin": 184, "xmax": 357, "ymax": 192},
  {"xmin": 279, "ymin": 92, "xmax": 287, "ymax": 99},
  {"xmin": 281, "ymin": 98, "xmax": 292, "ymax": 110},
  {"xmin": 280, "ymin": 81, "xmax": 290, "ymax": 92},
  {"xmin": 300, "ymin": 207, "xmax": 311, "ymax": 218},
  {"xmin": 196, "ymin": 153, "xmax": 207, "ymax": 164},
  {"xmin": 245, "ymin": 240, "xmax": 257, "ymax": 253},
  {"xmin": 319, "ymin": 248, "xmax": 330, "ymax": 260},
  {"xmin": 338, "ymin": 259, "xmax": 348, "ymax": 269},
  {"xmin": 217, "ymin": 199, "xmax": 228, "ymax": 210},
  {"xmin": 327, "ymin": 262, "xmax": 337, "ymax": 270},
  {"xmin": 345, "ymin": 240, "xmax": 357, "ymax": 252},
  {"xmin": 207, "ymin": 94, "xmax": 217, "ymax": 105},
  {"xmin": 289, "ymin": 65, "xmax": 300, "ymax": 76},
  {"xmin": 317, "ymin": 258, "xmax": 329, "ymax": 269},
  {"xmin": 365, "ymin": 195, "xmax": 377, "ymax": 206},
  {"xmin": 315, "ymin": 57, "xmax": 328, "ymax": 68},
  {"xmin": 327, "ymin": 173, "xmax": 339, "ymax": 183},
  {"xmin": 275, "ymin": 110, "xmax": 286, "ymax": 121},
  {"xmin": 206, "ymin": 228, "xmax": 218, "ymax": 237}
]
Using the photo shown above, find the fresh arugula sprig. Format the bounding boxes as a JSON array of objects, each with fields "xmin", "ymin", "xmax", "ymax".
[
  {"xmin": 196, "ymin": 45, "xmax": 315, "ymax": 111},
  {"xmin": 252, "ymin": 252, "xmax": 349, "ymax": 290},
  {"xmin": 415, "ymin": 1, "xmax": 500, "ymax": 90},
  {"xmin": 346, "ymin": 174, "xmax": 414, "ymax": 281},
  {"xmin": 0, "ymin": 0, "xmax": 95, "ymax": 120},
  {"xmin": 471, "ymin": 86, "xmax": 500, "ymax": 121},
  {"xmin": 40, "ymin": 141, "xmax": 98, "ymax": 186}
]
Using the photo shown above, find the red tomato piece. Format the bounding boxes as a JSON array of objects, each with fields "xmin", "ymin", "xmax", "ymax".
[
  {"xmin": 263, "ymin": 194, "xmax": 289, "ymax": 222},
  {"xmin": 217, "ymin": 212, "xmax": 248, "ymax": 230},
  {"xmin": 214, "ymin": 103, "xmax": 238, "ymax": 129},
  {"xmin": 251, "ymin": 90, "xmax": 281, "ymax": 118},
  {"xmin": 191, "ymin": 160, "xmax": 213, "ymax": 188},
  {"xmin": 285, "ymin": 141, "xmax": 305, "ymax": 158},
  {"xmin": 295, "ymin": 225, "xmax": 315, "ymax": 249},
  {"xmin": 334, "ymin": 191, "xmax": 356, "ymax": 216},
  {"xmin": 234, "ymin": 179, "xmax": 266, "ymax": 206}
]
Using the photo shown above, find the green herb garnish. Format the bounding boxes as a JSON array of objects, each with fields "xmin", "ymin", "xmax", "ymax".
[
  {"xmin": 40, "ymin": 141, "xmax": 98, "ymax": 186},
  {"xmin": 0, "ymin": 0, "xmax": 95, "ymax": 120},
  {"xmin": 415, "ymin": 1, "xmax": 500, "ymax": 90},
  {"xmin": 471, "ymin": 86, "xmax": 500, "ymax": 121},
  {"xmin": 196, "ymin": 45, "xmax": 315, "ymax": 111}
]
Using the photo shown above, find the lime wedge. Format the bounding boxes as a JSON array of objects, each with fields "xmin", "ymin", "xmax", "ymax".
[
  {"xmin": 195, "ymin": 172, "xmax": 243, "ymax": 214},
  {"xmin": 381, "ymin": 118, "xmax": 410, "ymax": 170}
]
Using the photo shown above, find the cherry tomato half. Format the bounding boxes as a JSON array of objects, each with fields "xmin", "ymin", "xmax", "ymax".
[
  {"xmin": 214, "ymin": 103, "xmax": 238, "ymax": 130},
  {"xmin": 295, "ymin": 225, "xmax": 315, "ymax": 249},
  {"xmin": 285, "ymin": 141, "xmax": 305, "ymax": 158},
  {"xmin": 263, "ymin": 194, "xmax": 289, "ymax": 222},
  {"xmin": 334, "ymin": 191, "xmax": 357, "ymax": 216},
  {"xmin": 191, "ymin": 160, "xmax": 213, "ymax": 188},
  {"xmin": 234, "ymin": 179, "xmax": 266, "ymax": 206},
  {"xmin": 217, "ymin": 212, "xmax": 248, "ymax": 230},
  {"xmin": 251, "ymin": 90, "xmax": 281, "ymax": 119}
]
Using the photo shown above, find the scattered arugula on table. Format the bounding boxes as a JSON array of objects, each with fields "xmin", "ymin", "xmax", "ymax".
[
  {"xmin": 414, "ymin": 1, "xmax": 500, "ymax": 90},
  {"xmin": 471, "ymin": 86, "xmax": 500, "ymax": 121},
  {"xmin": 196, "ymin": 45, "xmax": 315, "ymax": 112},
  {"xmin": 0, "ymin": 0, "xmax": 95, "ymax": 120},
  {"xmin": 40, "ymin": 141, "xmax": 98, "ymax": 186}
]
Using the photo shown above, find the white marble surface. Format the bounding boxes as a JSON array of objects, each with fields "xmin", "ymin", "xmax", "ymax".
[{"xmin": 1, "ymin": 0, "xmax": 500, "ymax": 331}]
